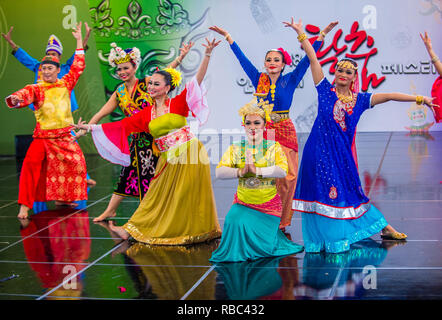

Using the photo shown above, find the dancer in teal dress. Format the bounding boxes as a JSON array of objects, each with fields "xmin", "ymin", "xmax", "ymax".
[
  {"xmin": 284, "ymin": 18, "xmax": 438, "ymax": 253},
  {"xmin": 210, "ymin": 98, "xmax": 303, "ymax": 263}
]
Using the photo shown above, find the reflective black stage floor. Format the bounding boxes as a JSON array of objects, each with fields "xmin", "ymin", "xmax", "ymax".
[{"xmin": 0, "ymin": 132, "xmax": 441, "ymax": 300}]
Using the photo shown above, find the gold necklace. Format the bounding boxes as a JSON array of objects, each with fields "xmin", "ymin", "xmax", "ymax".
[{"xmin": 336, "ymin": 91, "xmax": 353, "ymax": 104}]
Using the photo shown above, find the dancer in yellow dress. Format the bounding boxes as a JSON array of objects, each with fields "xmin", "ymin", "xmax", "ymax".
[{"xmin": 74, "ymin": 38, "xmax": 222, "ymax": 245}]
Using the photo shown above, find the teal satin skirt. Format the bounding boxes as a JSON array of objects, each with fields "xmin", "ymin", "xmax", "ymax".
[{"xmin": 210, "ymin": 203, "xmax": 304, "ymax": 263}]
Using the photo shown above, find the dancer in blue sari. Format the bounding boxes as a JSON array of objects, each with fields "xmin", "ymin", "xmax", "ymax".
[{"xmin": 284, "ymin": 18, "xmax": 438, "ymax": 253}]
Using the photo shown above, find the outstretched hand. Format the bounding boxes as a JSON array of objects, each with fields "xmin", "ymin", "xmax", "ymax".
[
  {"xmin": 202, "ymin": 37, "xmax": 221, "ymax": 55},
  {"xmin": 423, "ymin": 96, "xmax": 440, "ymax": 116},
  {"xmin": 72, "ymin": 21, "xmax": 82, "ymax": 40},
  {"xmin": 178, "ymin": 41, "xmax": 194, "ymax": 59},
  {"xmin": 420, "ymin": 31, "xmax": 432, "ymax": 51},
  {"xmin": 8, "ymin": 95, "xmax": 23, "ymax": 107},
  {"xmin": 282, "ymin": 17, "xmax": 303, "ymax": 35},
  {"xmin": 71, "ymin": 117, "xmax": 90, "ymax": 140},
  {"xmin": 1, "ymin": 26, "xmax": 13, "ymax": 44},
  {"xmin": 322, "ymin": 21, "xmax": 339, "ymax": 36},
  {"xmin": 208, "ymin": 25, "xmax": 229, "ymax": 37}
]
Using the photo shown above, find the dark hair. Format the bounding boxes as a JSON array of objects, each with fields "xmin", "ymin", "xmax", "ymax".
[
  {"xmin": 264, "ymin": 50, "xmax": 286, "ymax": 72},
  {"xmin": 153, "ymin": 70, "xmax": 176, "ymax": 92}
]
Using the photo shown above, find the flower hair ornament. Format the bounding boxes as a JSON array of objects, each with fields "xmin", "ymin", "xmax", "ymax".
[
  {"xmin": 163, "ymin": 67, "xmax": 182, "ymax": 88},
  {"xmin": 108, "ymin": 42, "xmax": 141, "ymax": 68},
  {"xmin": 238, "ymin": 97, "xmax": 274, "ymax": 124},
  {"xmin": 269, "ymin": 47, "xmax": 292, "ymax": 65}
]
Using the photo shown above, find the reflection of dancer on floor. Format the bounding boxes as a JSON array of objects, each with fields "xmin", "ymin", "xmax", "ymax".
[
  {"xmin": 75, "ymin": 42, "xmax": 193, "ymax": 222},
  {"xmin": 74, "ymin": 38, "xmax": 222, "ymax": 245},
  {"xmin": 1, "ymin": 24, "xmax": 96, "ymax": 187},
  {"xmin": 420, "ymin": 31, "xmax": 442, "ymax": 123},
  {"xmin": 286, "ymin": 18, "xmax": 438, "ymax": 253},
  {"xmin": 209, "ymin": 22, "xmax": 337, "ymax": 230},
  {"xmin": 5, "ymin": 23, "xmax": 88, "ymax": 219},
  {"xmin": 210, "ymin": 98, "xmax": 303, "ymax": 263}
]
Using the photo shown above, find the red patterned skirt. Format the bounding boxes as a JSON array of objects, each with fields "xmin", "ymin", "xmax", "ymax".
[
  {"xmin": 19, "ymin": 126, "xmax": 88, "ymax": 208},
  {"xmin": 265, "ymin": 118, "xmax": 298, "ymax": 152}
]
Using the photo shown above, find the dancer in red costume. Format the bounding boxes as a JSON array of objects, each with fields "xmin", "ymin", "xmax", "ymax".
[{"xmin": 5, "ymin": 22, "xmax": 87, "ymax": 219}]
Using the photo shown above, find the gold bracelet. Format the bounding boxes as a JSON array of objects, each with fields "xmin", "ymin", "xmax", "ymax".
[
  {"xmin": 320, "ymin": 30, "xmax": 326, "ymax": 38},
  {"xmin": 297, "ymin": 33, "xmax": 308, "ymax": 42},
  {"xmin": 416, "ymin": 95, "xmax": 424, "ymax": 105},
  {"xmin": 175, "ymin": 56, "xmax": 182, "ymax": 64},
  {"xmin": 431, "ymin": 55, "xmax": 440, "ymax": 64},
  {"xmin": 225, "ymin": 33, "xmax": 231, "ymax": 40}
]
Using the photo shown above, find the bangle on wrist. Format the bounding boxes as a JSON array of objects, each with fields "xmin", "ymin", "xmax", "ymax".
[
  {"xmin": 225, "ymin": 33, "xmax": 231, "ymax": 40},
  {"xmin": 431, "ymin": 55, "xmax": 439, "ymax": 64},
  {"xmin": 297, "ymin": 33, "xmax": 308, "ymax": 43},
  {"xmin": 205, "ymin": 53, "xmax": 211, "ymax": 57},
  {"xmin": 416, "ymin": 95, "xmax": 424, "ymax": 105},
  {"xmin": 320, "ymin": 30, "xmax": 326, "ymax": 38}
]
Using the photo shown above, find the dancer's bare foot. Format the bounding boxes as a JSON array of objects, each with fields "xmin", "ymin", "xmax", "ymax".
[
  {"xmin": 17, "ymin": 205, "xmax": 30, "ymax": 219},
  {"xmin": 381, "ymin": 225, "xmax": 407, "ymax": 240},
  {"xmin": 93, "ymin": 210, "xmax": 117, "ymax": 222},
  {"xmin": 87, "ymin": 178, "xmax": 97, "ymax": 186},
  {"xmin": 108, "ymin": 221, "xmax": 130, "ymax": 240}
]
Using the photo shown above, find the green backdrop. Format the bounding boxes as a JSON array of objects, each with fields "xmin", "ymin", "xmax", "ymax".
[{"xmin": 0, "ymin": 0, "xmax": 210, "ymax": 155}]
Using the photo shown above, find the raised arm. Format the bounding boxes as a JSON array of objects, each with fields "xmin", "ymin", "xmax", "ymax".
[
  {"xmin": 283, "ymin": 18, "xmax": 334, "ymax": 85},
  {"xmin": 209, "ymin": 25, "xmax": 260, "ymax": 86},
  {"xmin": 1, "ymin": 26, "xmax": 18, "ymax": 51},
  {"xmin": 166, "ymin": 41, "xmax": 194, "ymax": 69},
  {"xmin": 371, "ymin": 92, "xmax": 437, "ymax": 110},
  {"xmin": 62, "ymin": 22, "xmax": 86, "ymax": 92},
  {"xmin": 420, "ymin": 31, "xmax": 442, "ymax": 77},
  {"xmin": 89, "ymin": 92, "xmax": 118, "ymax": 124},
  {"xmin": 195, "ymin": 37, "xmax": 221, "ymax": 85}
]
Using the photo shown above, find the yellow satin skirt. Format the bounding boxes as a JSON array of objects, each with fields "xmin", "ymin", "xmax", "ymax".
[{"xmin": 123, "ymin": 138, "xmax": 221, "ymax": 245}]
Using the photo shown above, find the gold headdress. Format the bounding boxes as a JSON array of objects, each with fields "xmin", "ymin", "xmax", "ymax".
[
  {"xmin": 336, "ymin": 59, "xmax": 358, "ymax": 70},
  {"xmin": 108, "ymin": 43, "xmax": 141, "ymax": 68},
  {"xmin": 238, "ymin": 97, "xmax": 274, "ymax": 123},
  {"xmin": 163, "ymin": 67, "xmax": 182, "ymax": 88}
]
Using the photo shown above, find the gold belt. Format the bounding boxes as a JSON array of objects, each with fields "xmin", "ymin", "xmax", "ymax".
[
  {"xmin": 239, "ymin": 177, "xmax": 276, "ymax": 189},
  {"xmin": 270, "ymin": 112, "xmax": 289, "ymax": 123}
]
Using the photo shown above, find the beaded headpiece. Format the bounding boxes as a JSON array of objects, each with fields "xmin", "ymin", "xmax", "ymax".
[
  {"xmin": 335, "ymin": 58, "xmax": 360, "ymax": 93},
  {"xmin": 46, "ymin": 35, "xmax": 63, "ymax": 55},
  {"xmin": 239, "ymin": 97, "xmax": 274, "ymax": 123},
  {"xmin": 108, "ymin": 42, "xmax": 141, "ymax": 68},
  {"xmin": 336, "ymin": 59, "xmax": 358, "ymax": 71}
]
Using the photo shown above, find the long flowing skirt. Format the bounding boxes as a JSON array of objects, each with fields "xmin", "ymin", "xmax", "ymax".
[
  {"xmin": 302, "ymin": 204, "xmax": 388, "ymax": 253},
  {"xmin": 210, "ymin": 203, "xmax": 304, "ymax": 263},
  {"xmin": 114, "ymin": 132, "xmax": 158, "ymax": 200},
  {"xmin": 123, "ymin": 139, "xmax": 221, "ymax": 245}
]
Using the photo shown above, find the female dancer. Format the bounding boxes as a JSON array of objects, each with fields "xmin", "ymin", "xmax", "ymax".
[
  {"xmin": 285, "ymin": 18, "xmax": 438, "ymax": 253},
  {"xmin": 420, "ymin": 31, "xmax": 442, "ymax": 122},
  {"xmin": 209, "ymin": 22, "xmax": 337, "ymax": 229},
  {"xmin": 210, "ymin": 97, "xmax": 303, "ymax": 263},
  {"xmin": 74, "ymin": 38, "xmax": 222, "ymax": 245},
  {"xmin": 76, "ymin": 42, "xmax": 193, "ymax": 222}
]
